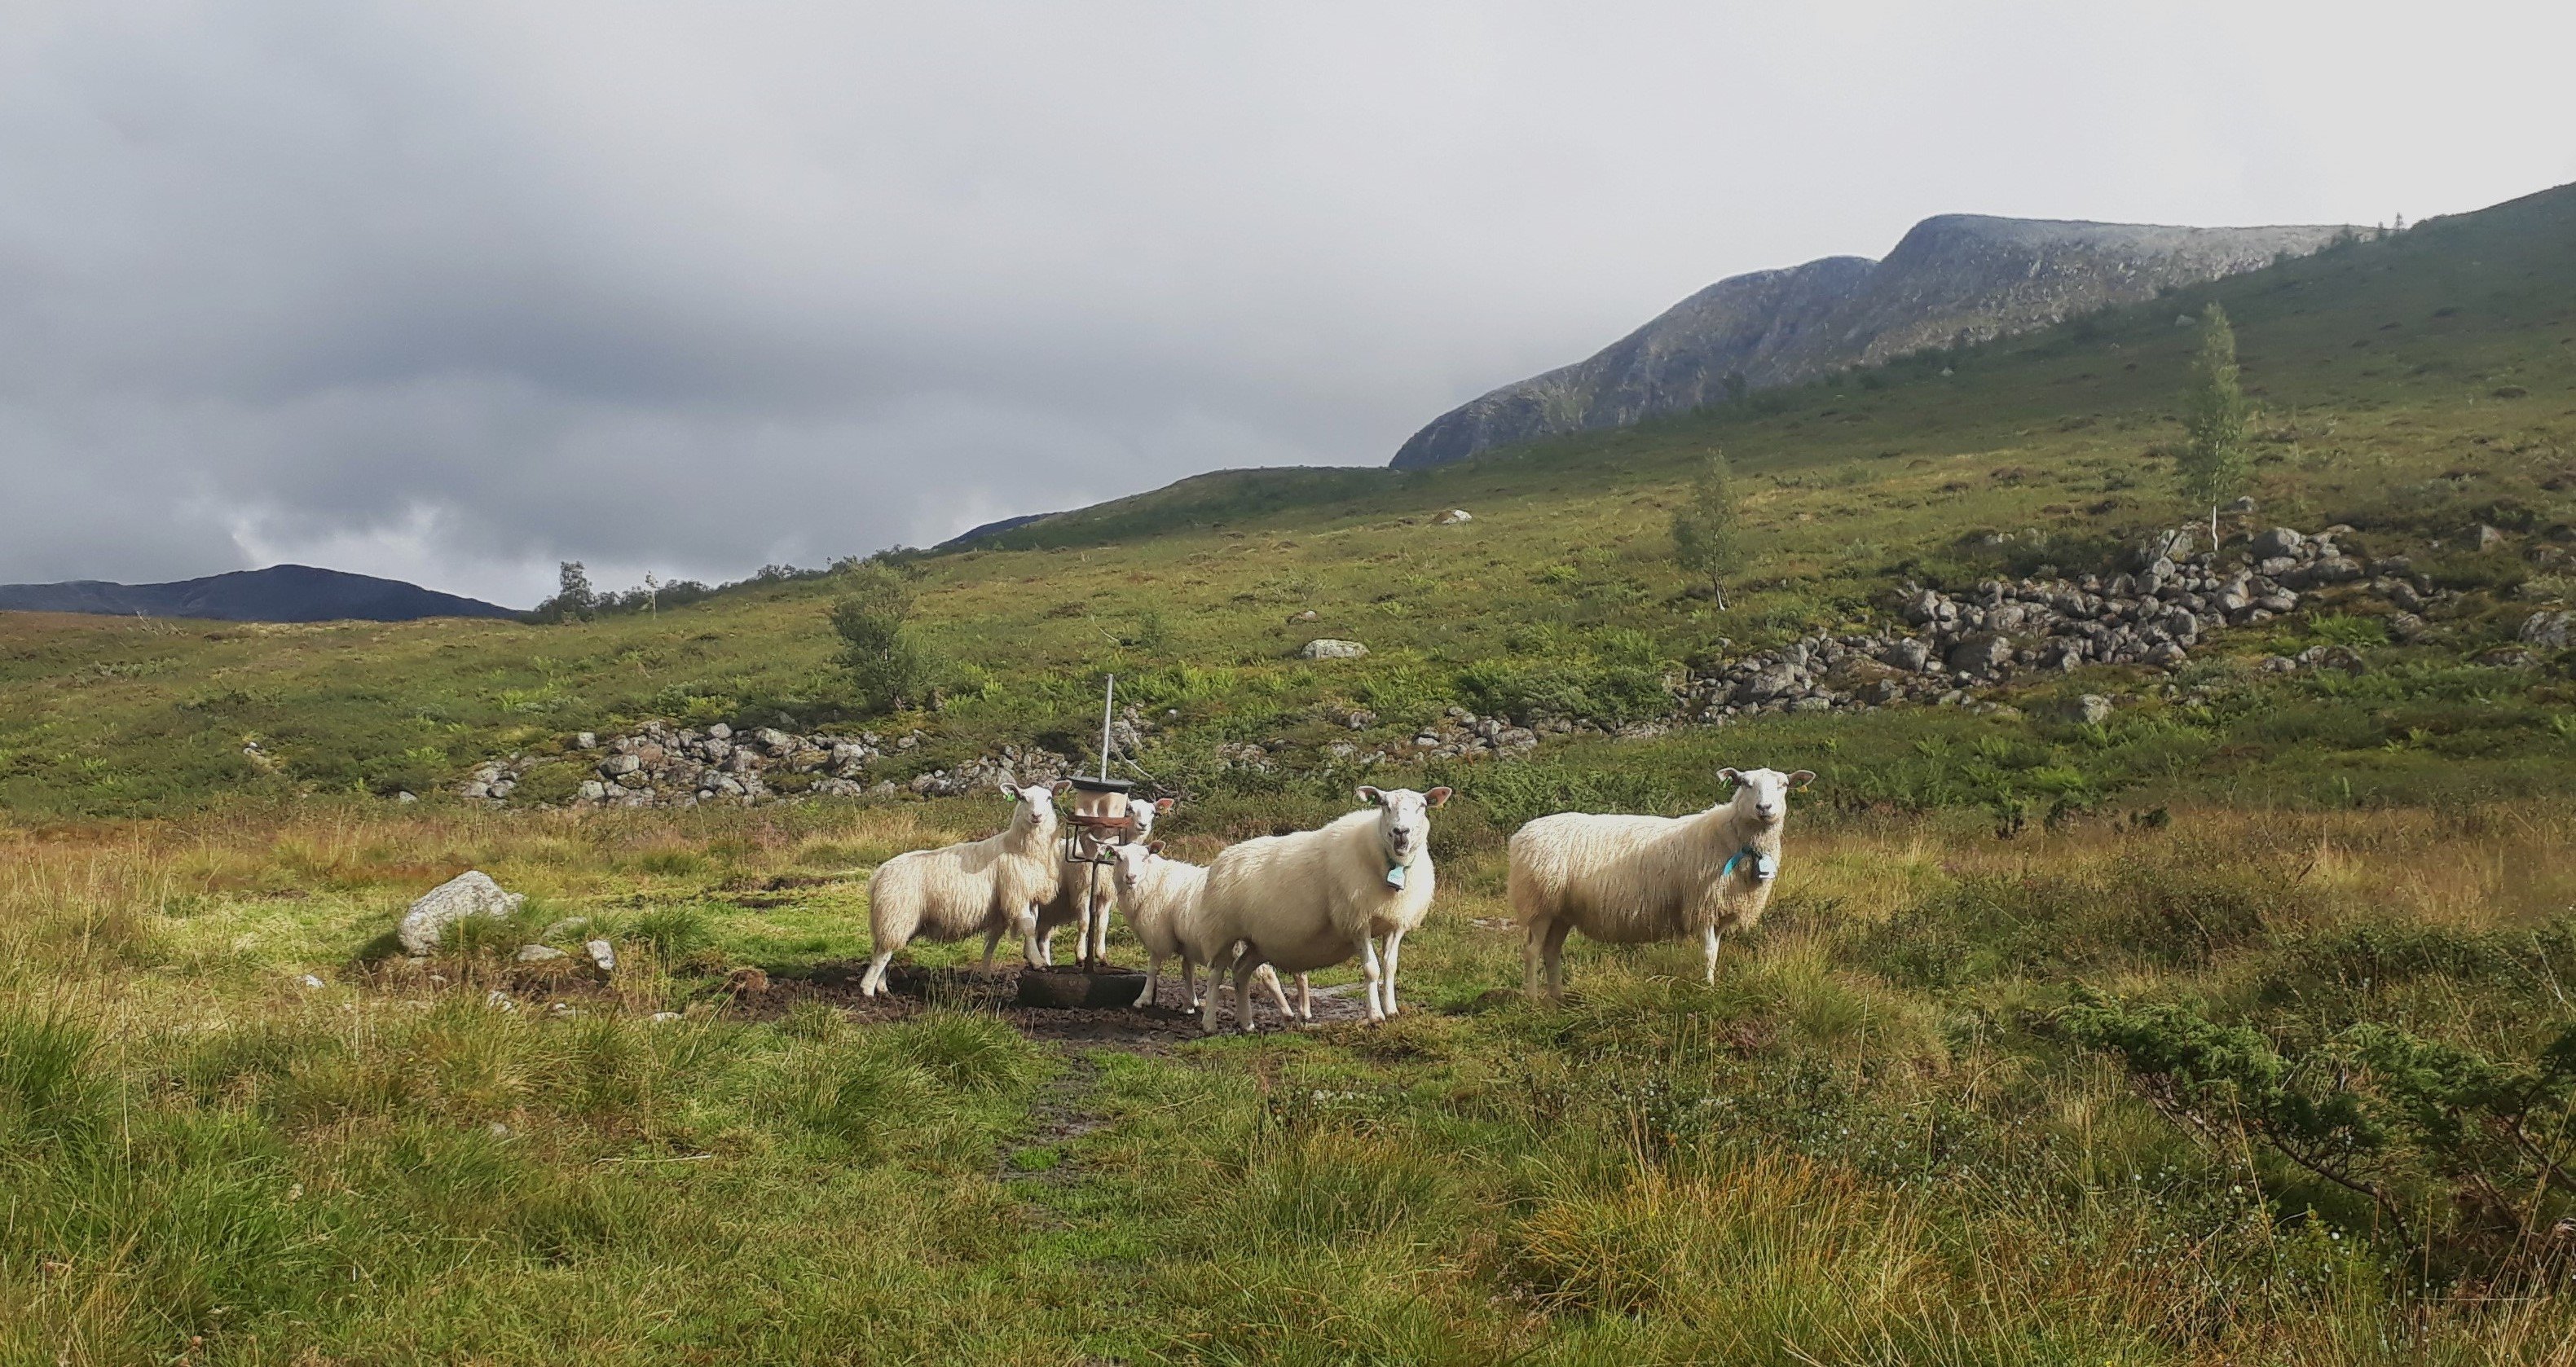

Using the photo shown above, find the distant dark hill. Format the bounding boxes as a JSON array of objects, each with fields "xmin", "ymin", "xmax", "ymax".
[
  {"xmin": 934, "ymin": 512, "xmax": 1059, "ymax": 551},
  {"xmin": 1391, "ymin": 213, "xmax": 2357, "ymax": 468},
  {"xmin": 0, "ymin": 565, "xmax": 519, "ymax": 622}
]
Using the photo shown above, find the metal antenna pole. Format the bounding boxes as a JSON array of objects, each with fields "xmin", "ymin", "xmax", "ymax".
[{"xmin": 1099, "ymin": 675, "xmax": 1116, "ymax": 781}]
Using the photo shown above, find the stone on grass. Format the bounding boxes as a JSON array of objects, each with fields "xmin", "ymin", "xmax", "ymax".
[
  {"xmin": 397, "ymin": 871, "xmax": 525, "ymax": 955},
  {"xmin": 1300, "ymin": 639, "xmax": 1369, "ymax": 661},
  {"xmin": 2521, "ymin": 611, "xmax": 2574, "ymax": 650},
  {"xmin": 586, "ymin": 939, "xmax": 618, "ymax": 974},
  {"xmin": 514, "ymin": 943, "xmax": 568, "ymax": 963}
]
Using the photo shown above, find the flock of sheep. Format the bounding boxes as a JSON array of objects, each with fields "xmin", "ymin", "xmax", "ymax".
[{"xmin": 860, "ymin": 767, "xmax": 1815, "ymax": 1031}]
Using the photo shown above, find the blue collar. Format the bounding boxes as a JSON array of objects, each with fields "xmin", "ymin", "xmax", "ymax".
[{"xmin": 1721, "ymin": 846, "xmax": 1779, "ymax": 882}]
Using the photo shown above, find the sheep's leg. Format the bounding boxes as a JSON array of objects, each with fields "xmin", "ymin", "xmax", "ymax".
[
  {"xmin": 1017, "ymin": 904, "xmax": 1046, "ymax": 970},
  {"xmin": 1354, "ymin": 935, "xmax": 1386, "ymax": 1022},
  {"xmin": 1380, "ymin": 930, "xmax": 1407, "ymax": 1018},
  {"xmin": 1297, "ymin": 973, "xmax": 1313, "ymax": 1022},
  {"xmin": 980, "ymin": 924, "xmax": 1004, "ymax": 973},
  {"xmin": 1257, "ymin": 965, "xmax": 1293, "ymax": 1021},
  {"xmin": 1542, "ymin": 920, "xmax": 1574, "ymax": 1000},
  {"xmin": 1134, "ymin": 951, "xmax": 1160, "ymax": 1009},
  {"xmin": 1182, "ymin": 954, "xmax": 1201, "ymax": 1008},
  {"xmin": 861, "ymin": 950, "xmax": 894, "ymax": 997},
  {"xmin": 1200, "ymin": 945, "xmax": 1237, "ymax": 1035},
  {"xmin": 1232, "ymin": 955, "xmax": 1266, "ymax": 1035},
  {"xmin": 1523, "ymin": 916, "xmax": 1552, "ymax": 998},
  {"xmin": 1701, "ymin": 925, "xmax": 1724, "ymax": 986}
]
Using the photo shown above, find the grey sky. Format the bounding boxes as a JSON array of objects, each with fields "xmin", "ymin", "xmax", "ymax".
[{"xmin": 4, "ymin": 2, "xmax": 2571, "ymax": 607}]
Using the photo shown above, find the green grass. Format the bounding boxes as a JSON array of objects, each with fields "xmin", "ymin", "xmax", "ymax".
[{"xmin": 11, "ymin": 798, "xmax": 2576, "ymax": 1361}]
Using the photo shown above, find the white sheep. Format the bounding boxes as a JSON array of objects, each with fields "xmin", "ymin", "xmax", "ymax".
[
  {"xmin": 1109, "ymin": 840, "xmax": 1310, "ymax": 1018},
  {"xmin": 1189, "ymin": 785, "xmax": 1450, "ymax": 1034},
  {"xmin": 1509, "ymin": 767, "xmax": 1813, "ymax": 999},
  {"xmin": 1037, "ymin": 796, "xmax": 1172, "ymax": 967},
  {"xmin": 859, "ymin": 780, "xmax": 1068, "ymax": 997}
]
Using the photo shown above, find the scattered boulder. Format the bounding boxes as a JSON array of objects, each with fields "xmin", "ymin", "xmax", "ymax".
[
  {"xmin": 1433, "ymin": 509, "xmax": 1474, "ymax": 525},
  {"xmin": 397, "ymin": 871, "xmax": 524, "ymax": 955},
  {"xmin": 2522, "ymin": 611, "xmax": 2575, "ymax": 650},
  {"xmin": 585, "ymin": 939, "xmax": 618, "ymax": 974},
  {"xmin": 2251, "ymin": 527, "xmax": 2306, "ymax": 560},
  {"xmin": 2473, "ymin": 524, "xmax": 2508, "ymax": 552},
  {"xmin": 1945, "ymin": 633, "xmax": 2014, "ymax": 679},
  {"xmin": 513, "ymin": 944, "xmax": 567, "ymax": 963},
  {"xmin": 2060, "ymin": 694, "xmax": 2115, "ymax": 727},
  {"xmin": 1300, "ymin": 639, "xmax": 1369, "ymax": 661}
]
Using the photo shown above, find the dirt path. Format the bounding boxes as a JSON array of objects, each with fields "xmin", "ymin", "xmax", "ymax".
[{"xmin": 743, "ymin": 959, "xmax": 1374, "ymax": 1051}]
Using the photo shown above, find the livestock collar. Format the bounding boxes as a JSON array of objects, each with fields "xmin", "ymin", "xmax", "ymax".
[{"xmin": 1721, "ymin": 846, "xmax": 1779, "ymax": 882}]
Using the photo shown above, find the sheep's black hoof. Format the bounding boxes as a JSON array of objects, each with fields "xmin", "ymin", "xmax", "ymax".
[{"xmin": 1015, "ymin": 967, "xmax": 1149, "ymax": 1009}]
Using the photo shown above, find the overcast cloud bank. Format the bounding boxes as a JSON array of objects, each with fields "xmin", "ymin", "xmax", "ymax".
[{"xmin": 4, "ymin": 1, "xmax": 2572, "ymax": 605}]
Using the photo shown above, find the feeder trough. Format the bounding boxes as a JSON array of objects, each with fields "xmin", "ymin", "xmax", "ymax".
[{"xmin": 1016, "ymin": 965, "xmax": 1149, "ymax": 1009}]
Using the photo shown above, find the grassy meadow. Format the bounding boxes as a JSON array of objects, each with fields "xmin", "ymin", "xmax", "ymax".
[
  {"xmin": 5, "ymin": 184, "xmax": 2576, "ymax": 1362},
  {"xmin": 12, "ymin": 794, "xmax": 2576, "ymax": 1363}
]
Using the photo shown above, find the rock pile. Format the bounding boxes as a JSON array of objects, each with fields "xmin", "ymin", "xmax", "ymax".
[
  {"xmin": 461, "ymin": 720, "xmax": 896, "ymax": 809},
  {"xmin": 1683, "ymin": 526, "xmax": 2428, "ymax": 719}
]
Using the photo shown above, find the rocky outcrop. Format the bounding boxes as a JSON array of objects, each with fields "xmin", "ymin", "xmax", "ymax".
[{"xmin": 1392, "ymin": 215, "xmax": 2354, "ymax": 468}]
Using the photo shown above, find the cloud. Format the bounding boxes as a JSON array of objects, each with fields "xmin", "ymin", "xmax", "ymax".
[{"xmin": 4, "ymin": 0, "xmax": 2573, "ymax": 605}]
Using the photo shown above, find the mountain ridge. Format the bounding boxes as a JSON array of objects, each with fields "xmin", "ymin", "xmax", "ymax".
[
  {"xmin": 0, "ymin": 564, "xmax": 519, "ymax": 622},
  {"xmin": 1390, "ymin": 213, "xmax": 2358, "ymax": 468}
]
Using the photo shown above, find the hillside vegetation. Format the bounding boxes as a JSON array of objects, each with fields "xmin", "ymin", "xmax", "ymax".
[
  {"xmin": 3, "ymin": 183, "xmax": 2571, "ymax": 820},
  {"xmin": 4, "ymin": 182, "xmax": 2576, "ymax": 1364}
]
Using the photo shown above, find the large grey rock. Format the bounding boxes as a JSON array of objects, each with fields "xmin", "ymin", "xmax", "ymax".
[
  {"xmin": 1881, "ymin": 639, "xmax": 1933, "ymax": 672},
  {"xmin": 1300, "ymin": 639, "xmax": 1369, "ymax": 661},
  {"xmin": 2521, "ymin": 611, "xmax": 2575, "ymax": 650},
  {"xmin": 1389, "ymin": 216, "xmax": 2354, "ymax": 468},
  {"xmin": 398, "ymin": 871, "xmax": 525, "ymax": 955},
  {"xmin": 2250, "ymin": 527, "xmax": 2305, "ymax": 560},
  {"xmin": 1945, "ymin": 633, "xmax": 2014, "ymax": 679}
]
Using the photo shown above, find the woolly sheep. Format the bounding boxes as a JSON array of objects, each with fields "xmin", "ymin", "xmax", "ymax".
[
  {"xmin": 1038, "ymin": 797, "xmax": 1173, "ymax": 968},
  {"xmin": 1189, "ymin": 785, "xmax": 1451, "ymax": 1034},
  {"xmin": 1109, "ymin": 840, "xmax": 1310, "ymax": 1018},
  {"xmin": 1509, "ymin": 767, "xmax": 1813, "ymax": 999},
  {"xmin": 859, "ymin": 780, "xmax": 1068, "ymax": 997}
]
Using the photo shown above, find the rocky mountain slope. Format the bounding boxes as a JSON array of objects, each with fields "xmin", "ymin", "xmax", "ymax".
[
  {"xmin": 1391, "ymin": 214, "xmax": 2355, "ymax": 468},
  {"xmin": 0, "ymin": 563, "xmax": 517, "ymax": 622}
]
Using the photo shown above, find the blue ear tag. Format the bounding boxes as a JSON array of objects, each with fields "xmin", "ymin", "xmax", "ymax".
[
  {"xmin": 1384, "ymin": 864, "xmax": 1407, "ymax": 890},
  {"xmin": 1752, "ymin": 853, "xmax": 1778, "ymax": 882}
]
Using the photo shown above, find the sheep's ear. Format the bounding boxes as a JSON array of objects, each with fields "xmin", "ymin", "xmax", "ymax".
[
  {"xmin": 1715, "ymin": 767, "xmax": 1742, "ymax": 786},
  {"xmin": 997, "ymin": 780, "xmax": 1019, "ymax": 798},
  {"xmin": 1356, "ymin": 785, "xmax": 1384, "ymax": 806},
  {"xmin": 1155, "ymin": 798, "xmax": 1175, "ymax": 813},
  {"xmin": 1147, "ymin": 840, "xmax": 1165, "ymax": 855},
  {"xmin": 1788, "ymin": 770, "xmax": 1816, "ymax": 790},
  {"xmin": 1050, "ymin": 779, "xmax": 1072, "ymax": 795},
  {"xmin": 1425, "ymin": 786, "xmax": 1453, "ymax": 808}
]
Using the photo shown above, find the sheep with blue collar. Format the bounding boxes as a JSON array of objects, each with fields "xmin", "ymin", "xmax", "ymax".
[
  {"xmin": 1187, "ymin": 785, "xmax": 1451, "ymax": 1034},
  {"xmin": 1508, "ymin": 767, "xmax": 1815, "ymax": 999}
]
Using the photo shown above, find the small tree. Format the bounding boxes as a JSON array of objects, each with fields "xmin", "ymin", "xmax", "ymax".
[
  {"xmin": 2178, "ymin": 303, "xmax": 2252, "ymax": 545},
  {"xmin": 534, "ymin": 560, "xmax": 596, "ymax": 624},
  {"xmin": 830, "ymin": 564, "xmax": 932, "ymax": 714},
  {"xmin": 1671, "ymin": 449, "xmax": 1745, "ymax": 609}
]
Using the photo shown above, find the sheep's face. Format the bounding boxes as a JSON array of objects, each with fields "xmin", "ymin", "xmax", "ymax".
[
  {"xmin": 1110, "ymin": 840, "xmax": 1163, "ymax": 899},
  {"xmin": 999, "ymin": 780, "xmax": 1068, "ymax": 835},
  {"xmin": 1128, "ymin": 796, "xmax": 1175, "ymax": 843},
  {"xmin": 1716, "ymin": 767, "xmax": 1814, "ymax": 828},
  {"xmin": 1357, "ymin": 785, "xmax": 1451, "ymax": 867}
]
